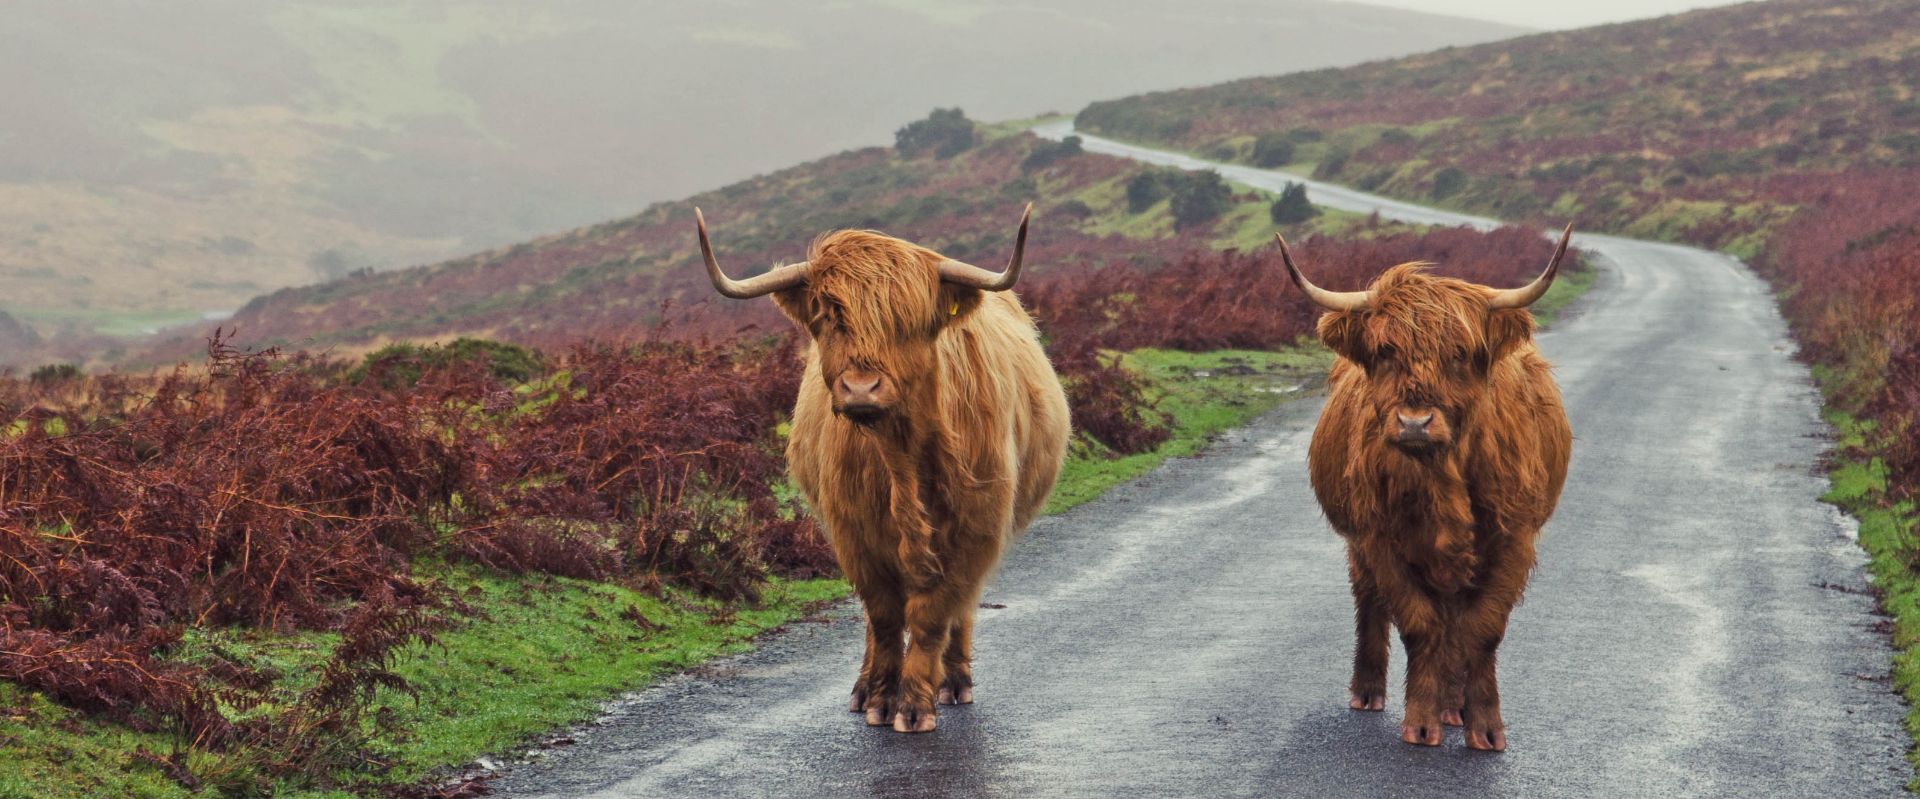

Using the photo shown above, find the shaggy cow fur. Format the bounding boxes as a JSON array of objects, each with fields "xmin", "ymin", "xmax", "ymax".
[
  {"xmin": 1306, "ymin": 262, "xmax": 1572, "ymax": 752},
  {"xmin": 772, "ymin": 229, "xmax": 1070, "ymax": 733}
]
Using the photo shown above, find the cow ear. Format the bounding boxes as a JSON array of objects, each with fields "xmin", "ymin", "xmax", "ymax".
[
  {"xmin": 770, "ymin": 287, "xmax": 816, "ymax": 333},
  {"xmin": 936, "ymin": 283, "xmax": 987, "ymax": 328},
  {"xmin": 1486, "ymin": 308, "xmax": 1536, "ymax": 365},
  {"xmin": 1316, "ymin": 311, "xmax": 1370, "ymax": 365}
]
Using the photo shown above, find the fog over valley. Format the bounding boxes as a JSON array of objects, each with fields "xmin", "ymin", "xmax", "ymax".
[{"xmin": 0, "ymin": 0, "xmax": 1523, "ymax": 341}]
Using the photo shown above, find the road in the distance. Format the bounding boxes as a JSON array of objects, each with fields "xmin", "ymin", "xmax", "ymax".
[{"xmin": 494, "ymin": 121, "xmax": 1911, "ymax": 798}]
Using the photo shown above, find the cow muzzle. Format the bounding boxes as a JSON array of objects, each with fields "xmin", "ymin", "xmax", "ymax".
[
  {"xmin": 1390, "ymin": 409, "xmax": 1450, "ymax": 451},
  {"xmin": 833, "ymin": 371, "xmax": 896, "ymax": 425}
]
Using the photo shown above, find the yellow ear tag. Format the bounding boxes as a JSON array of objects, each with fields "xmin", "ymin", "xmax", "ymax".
[{"xmin": 949, "ymin": 302, "xmax": 959, "ymax": 316}]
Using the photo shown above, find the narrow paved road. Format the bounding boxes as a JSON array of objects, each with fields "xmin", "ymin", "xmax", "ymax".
[{"xmin": 495, "ymin": 122, "xmax": 1911, "ymax": 798}]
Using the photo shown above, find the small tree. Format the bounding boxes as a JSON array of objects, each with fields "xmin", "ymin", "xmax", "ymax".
[
  {"xmin": 1431, "ymin": 167, "xmax": 1468, "ymax": 199},
  {"xmin": 1269, "ymin": 182, "xmax": 1318, "ymax": 225},
  {"xmin": 28, "ymin": 363, "xmax": 82, "ymax": 385},
  {"xmin": 1251, "ymin": 133, "xmax": 1296, "ymax": 168},
  {"xmin": 1020, "ymin": 135, "xmax": 1084, "ymax": 172},
  {"xmin": 895, "ymin": 108, "xmax": 975, "ymax": 159},
  {"xmin": 1126, "ymin": 171, "xmax": 1169, "ymax": 212},
  {"xmin": 1169, "ymin": 170, "xmax": 1232, "ymax": 231}
]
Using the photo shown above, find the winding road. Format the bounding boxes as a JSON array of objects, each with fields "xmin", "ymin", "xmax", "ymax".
[{"xmin": 494, "ymin": 122, "xmax": 1912, "ymax": 798}]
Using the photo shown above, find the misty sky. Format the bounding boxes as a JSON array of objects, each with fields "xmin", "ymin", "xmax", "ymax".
[{"xmin": 1355, "ymin": 0, "xmax": 1754, "ymax": 29}]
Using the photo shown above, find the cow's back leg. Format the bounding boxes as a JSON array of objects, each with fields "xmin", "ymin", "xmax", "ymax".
[
  {"xmin": 1347, "ymin": 549, "xmax": 1390, "ymax": 712},
  {"xmin": 854, "ymin": 580, "xmax": 907, "ymax": 727},
  {"xmin": 939, "ymin": 611, "xmax": 975, "ymax": 705},
  {"xmin": 1441, "ymin": 666, "xmax": 1466, "ymax": 727},
  {"xmin": 851, "ymin": 616, "xmax": 885, "ymax": 712}
]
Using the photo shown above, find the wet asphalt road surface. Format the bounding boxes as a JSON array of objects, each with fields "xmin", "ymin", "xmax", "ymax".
[{"xmin": 494, "ymin": 124, "xmax": 1911, "ymax": 798}]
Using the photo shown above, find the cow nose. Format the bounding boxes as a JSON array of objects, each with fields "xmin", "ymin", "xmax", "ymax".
[
  {"xmin": 1397, "ymin": 412, "xmax": 1434, "ymax": 439},
  {"xmin": 838, "ymin": 375, "xmax": 882, "ymax": 402}
]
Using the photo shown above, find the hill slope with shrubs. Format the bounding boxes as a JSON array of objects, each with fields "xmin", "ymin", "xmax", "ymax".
[
  {"xmin": 1081, "ymin": 0, "xmax": 1920, "ymax": 506},
  {"xmin": 105, "ymin": 120, "xmax": 1323, "ymax": 367}
]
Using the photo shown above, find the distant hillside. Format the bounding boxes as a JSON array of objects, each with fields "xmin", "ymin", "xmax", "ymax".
[
  {"xmin": 1076, "ymin": 0, "xmax": 1920, "ymax": 443},
  {"xmin": 119, "ymin": 124, "xmax": 1383, "ymax": 366},
  {"xmin": 0, "ymin": 0, "xmax": 1521, "ymax": 336},
  {"xmin": 1079, "ymin": 0, "xmax": 1918, "ymax": 250}
]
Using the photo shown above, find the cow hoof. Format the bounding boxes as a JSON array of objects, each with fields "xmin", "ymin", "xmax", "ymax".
[
  {"xmin": 849, "ymin": 687, "xmax": 867, "ymax": 713},
  {"xmin": 1348, "ymin": 691, "xmax": 1386, "ymax": 711},
  {"xmin": 892, "ymin": 707, "xmax": 937, "ymax": 733},
  {"xmin": 1400, "ymin": 723, "xmax": 1442, "ymax": 747},
  {"xmin": 1441, "ymin": 708, "xmax": 1464, "ymax": 727},
  {"xmin": 864, "ymin": 698, "xmax": 896, "ymax": 727},
  {"xmin": 937, "ymin": 683, "xmax": 974, "ymax": 706},
  {"xmin": 1466, "ymin": 726, "xmax": 1507, "ymax": 752}
]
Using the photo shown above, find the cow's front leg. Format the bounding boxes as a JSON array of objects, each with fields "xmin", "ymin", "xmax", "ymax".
[
  {"xmin": 893, "ymin": 589, "xmax": 960, "ymax": 733},
  {"xmin": 939, "ymin": 611, "xmax": 975, "ymax": 705},
  {"xmin": 1365, "ymin": 555, "xmax": 1449, "ymax": 745},
  {"xmin": 1347, "ymin": 551, "xmax": 1390, "ymax": 712},
  {"xmin": 1397, "ymin": 622, "xmax": 1453, "ymax": 747},
  {"xmin": 854, "ymin": 584, "xmax": 906, "ymax": 727},
  {"xmin": 1457, "ymin": 557, "xmax": 1530, "ymax": 752}
]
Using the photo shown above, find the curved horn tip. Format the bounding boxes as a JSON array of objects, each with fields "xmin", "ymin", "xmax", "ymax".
[
  {"xmin": 1485, "ymin": 224, "xmax": 1573, "ymax": 310},
  {"xmin": 1274, "ymin": 233, "xmax": 1371, "ymax": 312},
  {"xmin": 1272, "ymin": 233, "xmax": 1304, "ymax": 285}
]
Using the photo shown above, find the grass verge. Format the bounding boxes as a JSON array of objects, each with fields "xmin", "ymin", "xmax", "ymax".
[
  {"xmin": 1047, "ymin": 347, "xmax": 1330, "ymax": 514},
  {"xmin": 1819, "ymin": 410, "xmax": 1920, "ymax": 790}
]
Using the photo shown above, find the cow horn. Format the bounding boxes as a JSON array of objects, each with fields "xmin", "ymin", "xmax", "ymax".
[
  {"xmin": 1276, "ymin": 233, "xmax": 1371, "ymax": 312},
  {"xmin": 696, "ymin": 207, "xmax": 810, "ymax": 299},
  {"xmin": 1487, "ymin": 223, "xmax": 1574, "ymax": 310},
  {"xmin": 939, "ymin": 203, "xmax": 1031, "ymax": 291}
]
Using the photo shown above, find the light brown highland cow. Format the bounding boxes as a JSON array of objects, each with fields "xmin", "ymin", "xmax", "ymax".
[
  {"xmin": 696, "ymin": 206, "xmax": 1069, "ymax": 733},
  {"xmin": 1287, "ymin": 227, "xmax": 1575, "ymax": 752}
]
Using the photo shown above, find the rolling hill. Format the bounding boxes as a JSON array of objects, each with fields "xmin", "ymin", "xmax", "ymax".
[
  {"xmin": 1078, "ymin": 0, "xmax": 1918, "ymax": 249},
  {"xmin": 1072, "ymin": 0, "xmax": 1919, "ymax": 462},
  {"xmin": 107, "ymin": 123, "xmax": 1407, "ymax": 367},
  {"xmin": 0, "ymin": 0, "xmax": 1523, "ymax": 339}
]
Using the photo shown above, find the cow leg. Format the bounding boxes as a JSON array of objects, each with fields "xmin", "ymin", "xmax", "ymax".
[
  {"xmin": 850, "ymin": 617, "xmax": 882, "ymax": 712},
  {"xmin": 1458, "ymin": 565, "xmax": 1530, "ymax": 752},
  {"xmin": 856, "ymin": 584, "xmax": 907, "ymax": 727},
  {"xmin": 892, "ymin": 588, "xmax": 963, "ymax": 733},
  {"xmin": 1441, "ymin": 668, "xmax": 1466, "ymax": 727},
  {"xmin": 1370, "ymin": 560, "xmax": 1449, "ymax": 747},
  {"xmin": 1439, "ymin": 595, "xmax": 1467, "ymax": 727},
  {"xmin": 938, "ymin": 611, "xmax": 975, "ymax": 705},
  {"xmin": 1397, "ymin": 622, "xmax": 1453, "ymax": 747},
  {"xmin": 1347, "ymin": 554, "xmax": 1390, "ymax": 712}
]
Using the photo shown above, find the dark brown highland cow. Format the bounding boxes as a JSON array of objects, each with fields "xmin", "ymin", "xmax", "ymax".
[
  {"xmin": 696, "ymin": 206, "xmax": 1070, "ymax": 733},
  {"xmin": 1288, "ymin": 227, "xmax": 1575, "ymax": 752}
]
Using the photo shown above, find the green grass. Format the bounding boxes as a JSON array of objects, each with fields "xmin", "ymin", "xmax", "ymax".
[
  {"xmin": 1, "ymin": 306, "xmax": 211, "ymax": 338},
  {"xmin": 0, "ymin": 573, "xmax": 847, "ymax": 799},
  {"xmin": 1046, "ymin": 347, "xmax": 1331, "ymax": 514},
  {"xmin": 1817, "ymin": 410, "xmax": 1920, "ymax": 791}
]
